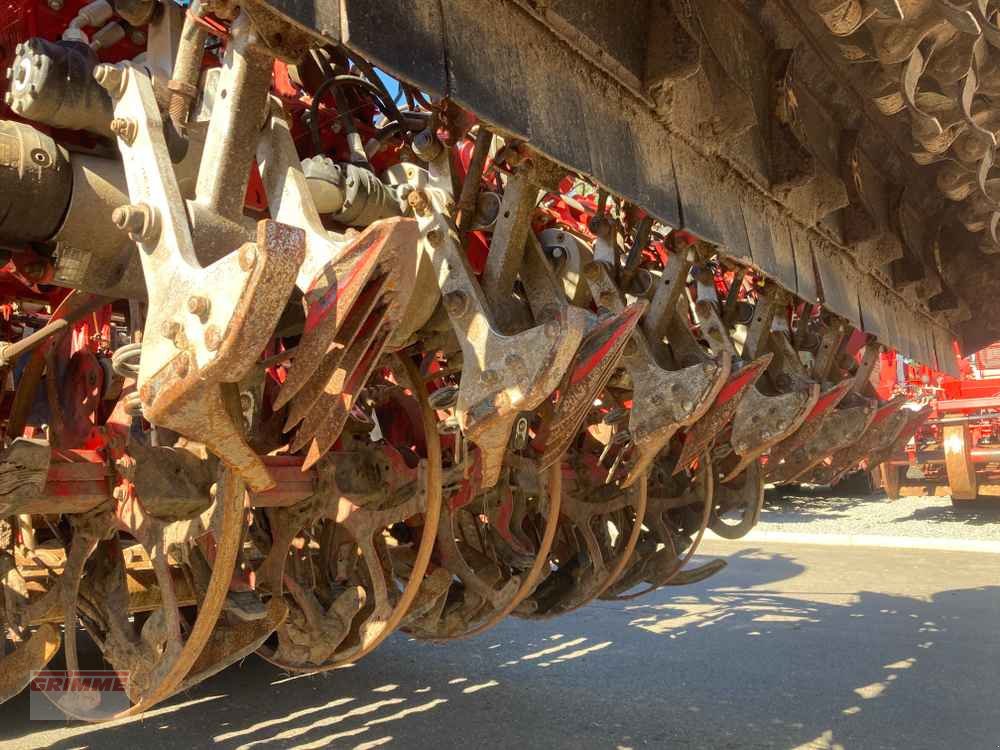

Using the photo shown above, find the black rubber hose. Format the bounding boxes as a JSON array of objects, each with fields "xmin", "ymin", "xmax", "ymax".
[{"xmin": 307, "ymin": 72, "xmax": 430, "ymax": 165}]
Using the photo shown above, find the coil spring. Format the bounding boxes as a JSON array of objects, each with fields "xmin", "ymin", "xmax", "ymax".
[{"xmin": 112, "ymin": 343, "xmax": 143, "ymax": 417}]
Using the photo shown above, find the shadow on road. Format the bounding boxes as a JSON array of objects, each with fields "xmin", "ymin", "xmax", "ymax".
[
  {"xmin": 1, "ymin": 547, "xmax": 997, "ymax": 750},
  {"xmin": 892, "ymin": 500, "xmax": 1000, "ymax": 527}
]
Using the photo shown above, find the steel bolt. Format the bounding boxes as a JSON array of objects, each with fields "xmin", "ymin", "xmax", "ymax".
[
  {"xmin": 187, "ymin": 295, "xmax": 211, "ymax": 320},
  {"xmin": 204, "ymin": 325, "xmax": 222, "ymax": 351},
  {"xmin": 239, "ymin": 245, "xmax": 258, "ymax": 272},
  {"xmin": 442, "ymin": 290, "xmax": 469, "ymax": 317},
  {"xmin": 407, "ymin": 189, "xmax": 431, "ymax": 216},
  {"xmin": 160, "ymin": 320, "xmax": 181, "ymax": 341},
  {"xmin": 138, "ymin": 208, "xmax": 160, "ymax": 244},
  {"xmin": 93, "ymin": 63, "xmax": 125, "ymax": 96},
  {"xmin": 109, "ymin": 117, "xmax": 138, "ymax": 145},
  {"xmin": 172, "ymin": 353, "xmax": 190, "ymax": 378},
  {"xmin": 681, "ymin": 400, "xmax": 694, "ymax": 412},
  {"xmin": 111, "ymin": 205, "xmax": 143, "ymax": 234},
  {"xmin": 47, "ymin": 0, "xmax": 63, "ymax": 10},
  {"xmin": 112, "ymin": 203, "xmax": 159, "ymax": 244},
  {"xmin": 412, "ymin": 128, "xmax": 443, "ymax": 161}
]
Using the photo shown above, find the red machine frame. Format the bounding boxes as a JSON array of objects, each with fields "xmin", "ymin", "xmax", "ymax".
[{"xmin": 878, "ymin": 344, "xmax": 1000, "ymax": 501}]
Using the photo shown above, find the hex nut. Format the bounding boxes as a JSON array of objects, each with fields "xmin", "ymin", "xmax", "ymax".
[{"xmin": 187, "ymin": 295, "xmax": 211, "ymax": 320}]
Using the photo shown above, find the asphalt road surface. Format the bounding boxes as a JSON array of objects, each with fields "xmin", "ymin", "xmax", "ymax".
[{"xmin": 2, "ymin": 540, "xmax": 998, "ymax": 750}]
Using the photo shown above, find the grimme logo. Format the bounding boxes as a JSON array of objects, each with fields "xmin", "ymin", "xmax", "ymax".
[{"xmin": 29, "ymin": 670, "xmax": 131, "ymax": 720}]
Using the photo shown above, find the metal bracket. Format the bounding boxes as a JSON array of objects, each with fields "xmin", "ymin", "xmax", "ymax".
[
  {"xmin": 257, "ymin": 108, "xmax": 421, "ymax": 470},
  {"xmin": 582, "ymin": 259, "xmax": 730, "ymax": 486},
  {"xmin": 809, "ymin": 396, "xmax": 908, "ymax": 484},
  {"xmin": 98, "ymin": 62, "xmax": 304, "ymax": 490},
  {"xmin": 767, "ymin": 397, "xmax": 877, "ymax": 484},
  {"xmin": 410, "ymin": 164, "xmax": 588, "ymax": 487}
]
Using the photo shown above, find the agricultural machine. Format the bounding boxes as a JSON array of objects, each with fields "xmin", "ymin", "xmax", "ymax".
[
  {"xmin": 0, "ymin": 0, "xmax": 994, "ymax": 720},
  {"xmin": 878, "ymin": 343, "xmax": 1000, "ymax": 501}
]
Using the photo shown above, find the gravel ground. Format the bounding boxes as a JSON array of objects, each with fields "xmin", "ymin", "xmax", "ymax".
[{"xmin": 760, "ymin": 486, "xmax": 1000, "ymax": 541}]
